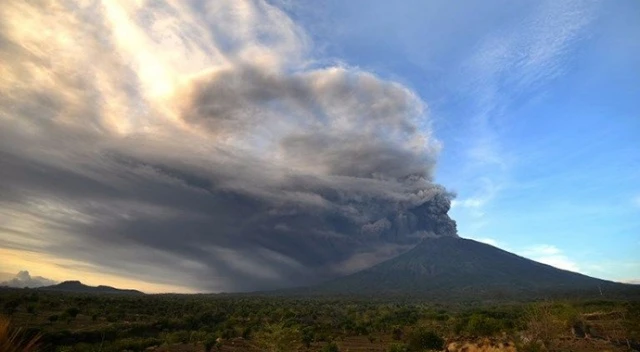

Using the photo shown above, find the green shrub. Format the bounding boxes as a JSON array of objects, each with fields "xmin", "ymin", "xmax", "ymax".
[
  {"xmin": 109, "ymin": 337, "xmax": 161, "ymax": 351},
  {"xmin": 515, "ymin": 338, "xmax": 546, "ymax": 352},
  {"xmin": 190, "ymin": 330, "xmax": 208, "ymax": 343},
  {"xmin": 392, "ymin": 326, "xmax": 404, "ymax": 340},
  {"xmin": 407, "ymin": 328, "xmax": 444, "ymax": 351},
  {"xmin": 254, "ymin": 322, "xmax": 301, "ymax": 352},
  {"xmin": 204, "ymin": 334, "xmax": 220, "ymax": 352},
  {"xmin": 388, "ymin": 342, "xmax": 409, "ymax": 352},
  {"xmin": 321, "ymin": 341, "xmax": 340, "ymax": 352},
  {"xmin": 466, "ymin": 314, "xmax": 502, "ymax": 337},
  {"xmin": 164, "ymin": 330, "xmax": 189, "ymax": 344},
  {"xmin": 64, "ymin": 307, "xmax": 80, "ymax": 319},
  {"xmin": 241, "ymin": 326, "xmax": 253, "ymax": 339},
  {"xmin": 301, "ymin": 327, "xmax": 315, "ymax": 347},
  {"xmin": 520, "ymin": 303, "xmax": 565, "ymax": 350}
]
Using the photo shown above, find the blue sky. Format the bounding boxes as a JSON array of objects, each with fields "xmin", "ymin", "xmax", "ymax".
[{"xmin": 280, "ymin": 0, "xmax": 640, "ymax": 282}]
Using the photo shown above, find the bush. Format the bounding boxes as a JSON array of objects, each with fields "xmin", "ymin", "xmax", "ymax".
[
  {"xmin": 321, "ymin": 341, "xmax": 340, "ymax": 352},
  {"xmin": 3, "ymin": 301, "xmax": 20, "ymax": 315},
  {"xmin": 520, "ymin": 303, "xmax": 564, "ymax": 350},
  {"xmin": 254, "ymin": 322, "xmax": 301, "ymax": 352},
  {"xmin": 388, "ymin": 342, "xmax": 409, "ymax": 352},
  {"xmin": 301, "ymin": 327, "xmax": 315, "ymax": 347},
  {"xmin": 164, "ymin": 330, "xmax": 190, "ymax": 344},
  {"xmin": 0, "ymin": 316, "xmax": 40, "ymax": 352},
  {"xmin": 204, "ymin": 334, "xmax": 220, "ymax": 352},
  {"xmin": 65, "ymin": 307, "xmax": 80, "ymax": 319},
  {"xmin": 466, "ymin": 314, "xmax": 502, "ymax": 337},
  {"xmin": 407, "ymin": 328, "xmax": 444, "ymax": 351},
  {"xmin": 515, "ymin": 339, "xmax": 546, "ymax": 352},
  {"xmin": 392, "ymin": 326, "xmax": 404, "ymax": 340},
  {"xmin": 109, "ymin": 337, "xmax": 161, "ymax": 351},
  {"xmin": 241, "ymin": 326, "xmax": 253, "ymax": 339}
]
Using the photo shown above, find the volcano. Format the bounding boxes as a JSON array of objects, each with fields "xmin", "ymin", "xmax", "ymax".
[{"xmin": 288, "ymin": 236, "xmax": 639, "ymax": 300}]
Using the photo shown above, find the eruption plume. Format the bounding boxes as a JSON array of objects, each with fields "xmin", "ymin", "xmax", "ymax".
[{"xmin": 0, "ymin": 0, "xmax": 455, "ymax": 291}]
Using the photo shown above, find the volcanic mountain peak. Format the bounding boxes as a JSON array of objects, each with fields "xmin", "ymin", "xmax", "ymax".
[{"xmin": 288, "ymin": 236, "xmax": 639, "ymax": 300}]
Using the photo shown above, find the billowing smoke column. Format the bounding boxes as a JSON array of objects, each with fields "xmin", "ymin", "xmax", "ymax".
[
  {"xmin": 0, "ymin": 0, "xmax": 456, "ymax": 292},
  {"xmin": 356, "ymin": 192, "xmax": 457, "ymax": 243}
]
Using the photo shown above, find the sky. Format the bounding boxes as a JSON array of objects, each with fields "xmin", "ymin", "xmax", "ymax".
[{"xmin": 0, "ymin": 0, "xmax": 638, "ymax": 292}]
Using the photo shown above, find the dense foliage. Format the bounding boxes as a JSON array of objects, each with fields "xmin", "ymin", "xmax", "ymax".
[{"xmin": 0, "ymin": 288, "xmax": 638, "ymax": 351}]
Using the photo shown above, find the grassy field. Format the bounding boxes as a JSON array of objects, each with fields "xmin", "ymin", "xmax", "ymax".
[{"xmin": 1, "ymin": 288, "xmax": 639, "ymax": 351}]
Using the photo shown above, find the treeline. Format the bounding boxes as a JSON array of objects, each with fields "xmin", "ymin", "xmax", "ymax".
[{"xmin": 1, "ymin": 289, "xmax": 638, "ymax": 351}]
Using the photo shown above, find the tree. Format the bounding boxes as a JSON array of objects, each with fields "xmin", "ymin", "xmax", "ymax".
[
  {"xmin": 301, "ymin": 327, "xmax": 315, "ymax": 348},
  {"xmin": 3, "ymin": 301, "xmax": 19, "ymax": 316},
  {"xmin": 254, "ymin": 322, "xmax": 302, "ymax": 352},
  {"xmin": 65, "ymin": 307, "xmax": 80, "ymax": 319},
  {"xmin": 466, "ymin": 314, "xmax": 501, "ymax": 337}
]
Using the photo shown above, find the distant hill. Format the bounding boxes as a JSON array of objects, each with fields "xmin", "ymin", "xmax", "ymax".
[
  {"xmin": 285, "ymin": 236, "xmax": 640, "ymax": 300},
  {"xmin": 39, "ymin": 281, "xmax": 143, "ymax": 295}
]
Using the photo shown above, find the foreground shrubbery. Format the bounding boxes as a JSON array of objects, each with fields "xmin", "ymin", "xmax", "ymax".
[
  {"xmin": 0, "ymin": 289, "xmax": 638, "ymax": 351},
  {"xmin": 0, "ymin": 316, "xmax": 40, "ymax": 352},
  {"xmin": 408, "ymin": 328, "xmax": 444, "ymax": 351}
]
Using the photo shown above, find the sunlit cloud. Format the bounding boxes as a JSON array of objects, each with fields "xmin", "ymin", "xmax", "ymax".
[
  {"xmin": 0, "ymin": 0, "xmax": 455, "ymax": 292},
  {"xmin": 468, "ymin": 237, "xmax": 501, "ymax": 248},
  {"xmin": 520, "ymin": 244, "xmax": 581, "ymax": 273}
]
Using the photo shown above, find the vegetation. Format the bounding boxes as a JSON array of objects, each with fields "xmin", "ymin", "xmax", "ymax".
[
  {"xmin": 0, "ymin": 288, "xmax": 638, "ymax": 351},
  {"xmin": 0, "ymin": 315, "xmax": 40, "ymax": 352},
  {"xmin": 407, "ymin": 328, "xmax": 444, "ymax": 351}
]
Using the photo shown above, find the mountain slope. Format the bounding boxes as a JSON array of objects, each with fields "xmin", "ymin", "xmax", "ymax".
[
  {"xmin": 39, "ymin": 281, "xmax": 143, "ymax": 295},
  {"xmin": 291, "ymin": 237, "xmax": 638, "ymax": 300}
]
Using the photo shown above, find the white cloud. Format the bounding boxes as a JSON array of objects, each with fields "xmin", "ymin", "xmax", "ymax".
[
  {"xmin": 524, "ymin": 244, "xmax": 561, "ymax": 256},
  {"xmin": 451, "ymin": 177, "xmax": 502, "ymax": 220},
  {"xmin": 1, "ymin": 271, "xmax": 57, "ymax": 288},
  {"xmin": 469, "ymin": 237, "xmax": 500, "ymax": 248},
  {"xmin": 467, "ymin": 0, "xmax": 596, "ymax": 106},
  {"xmin": 464, "ymin": 240, "xmax": 582, "ymax": 273},
  {"xmin": 519, "ymin": 245, "xmax": 581, "ymax": 273},
  {"xmin": 451, "ymin": 197, "xmax": 485, "ymax": 209}
]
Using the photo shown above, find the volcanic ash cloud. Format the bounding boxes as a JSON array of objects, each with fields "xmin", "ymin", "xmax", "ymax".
[{"xmin": 0, "ymin": 0, "xmax": 456, "ymax": 291}]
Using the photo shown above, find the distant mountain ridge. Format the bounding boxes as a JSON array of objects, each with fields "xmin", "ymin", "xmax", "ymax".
[
  {"xmin": 283, "ymin": 236, "xmax": 640, "ymax": 300},
  {"xmin": 39, "ymin": 280, "xmax": 143, "ymax": 295}
]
